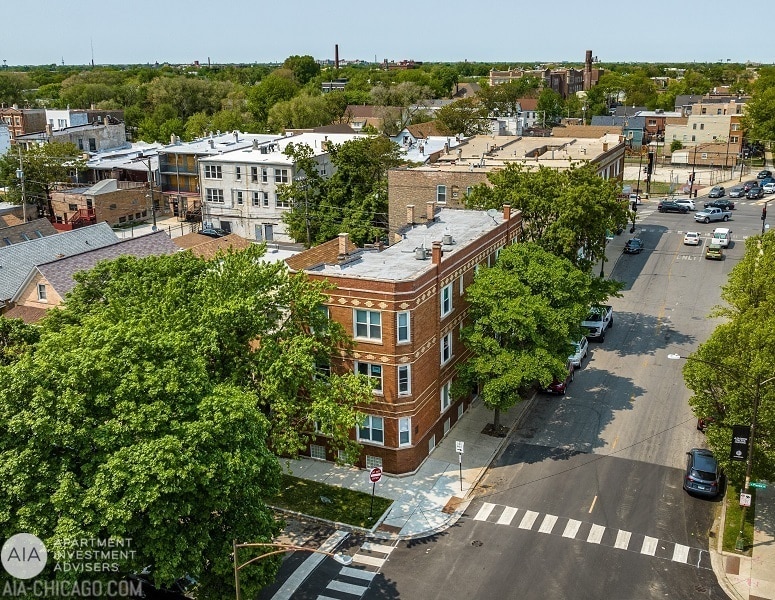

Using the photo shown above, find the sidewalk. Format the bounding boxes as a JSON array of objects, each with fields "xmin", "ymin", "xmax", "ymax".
[{"xmin": 110, "ymin": 214, "xmax": 198, "ymax": 240}]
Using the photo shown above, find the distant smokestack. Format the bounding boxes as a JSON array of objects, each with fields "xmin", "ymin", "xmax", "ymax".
[{"xmin": 335, "ymin": 44, "xmax": 340, "ymax": 70}]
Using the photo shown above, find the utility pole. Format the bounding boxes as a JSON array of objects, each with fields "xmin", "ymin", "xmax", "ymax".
[{"xmin": 16, "ymin": 146, "xmax": 27, "ymax": 222}]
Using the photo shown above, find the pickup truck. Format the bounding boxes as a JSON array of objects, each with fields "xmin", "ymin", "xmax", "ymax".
[
  {"xmin": 582, "ymin": 305, "xmax": 613, "ymax": 342},
  {"xmin": 694, "ymin": 207, "xmax": 731, "ymax": 223}
]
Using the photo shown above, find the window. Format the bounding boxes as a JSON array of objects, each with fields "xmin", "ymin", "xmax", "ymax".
[
  {"xmin": 731, "ymin": 124, "xmax": 740, "ymax": 131},
  {"xmin": 441, "ymin": 381, "xmax": 452, "ymax": 411},
  {"xmin": 68, "ymin": 203, "xmax": 78, "ymax": 211},
  {"xmin": 365, "ymin": 455, "xmax": 383, "ymax": 468},
  {"xmin": 2, "ymin": 238, "xmax": 11, "ymax": 246},
  {"xmin": 275, "ymin": 195, "xmax": 291, "ymax": 209},
  {"xmin": 262, "ymin": 192, "xmax": 269, "ymax": 207},
  {"xmin": 692, "ymin": 123, "xmax": 697, "ymax": 130},
  {"xmin": 399, "ymin": 417, "xmax": 411, "ymax": 446},
  {"xmin": 731, "ymin": 136, "xmax": 739, "ymax": 143},
  {"xmin": 358, "ymin": 415, "xmax": 384, "ymax": 443},
  {"xmin": 88, "ymin": 138, "xmax": 96, "ymax": 152},
  {"xmin": 252, "ymin": 192, "xmax": 260, "ymax": 207},
  {"xmin": 354, "ymin": 309, "xmax": 381, "ymax": 340},
  {"xmin": 691, "ymin": 135, "xmax": 696, "ymax": 142},
  {"xmin": 459, "ymin": 274, "xmax": 464, "ymax": 295},
  {"xmin": 440, "ymin": 283, "xmax": 453, "ymax": 317},
  {"xmin": 77, "ymin": 139, "xmax": 84, "ymax": 150},
  {"xmin": 262, "ymin": 168, "xmax": 269, "ymax": 183},
  {"xmin": 398, "ymin": 365, "xmax": 411, "ymax": 395},
  {"xmin": 700, "ymin": 123, "xmax": 705, "ymax": 130},
  {"xmin": 441, "ymin": 332, "xmax": 453, "ymax": 364},
  {"xmin": 397, "ymin": 311, "xmax": 410, "ymax": 343},
  {"xmin": 275, "ymin": 168, "xmax": 289, "ymax": 184},
  {"xmin": 466, "ymin": 186, "xmax": 472, "ymax": 197},
  {"xmin": 437, "ymin": 185, "xmax": 447, "ymax": 203},
  {"xmin": 204, "ymin": 165, "xmax": 222, "ymax": 179},
  {"xmin": 251, "ymin": 167, "xmax": 258, "ymax": 182},
  {"xmin": 356, "ymin": 362, "xmax": 383, "ymax": 392},
  {"xmin": 235, "ymin": 166, "xmax": 242, "ymax": 180},
  {"xmin": 236, "ymin": 191, "xmax": 244, "ymax": 205},
  {"xmin": 37, "ymin": 283, "xmax": 47, "ymax": 302},
  {"xmin": 206, "ymin": 188, "xmax": 224, "ymax": 203},
  {"xmin": 310, "ymin": 444, "xmax": 326, "ymax": 460}
]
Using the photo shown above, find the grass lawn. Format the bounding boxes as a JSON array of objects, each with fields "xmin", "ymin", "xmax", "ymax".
[
  {"xmin": 722, "ymin": 485, "xmax": 756, "ymax": 554},
  {"xmin": 270, "ymin": 473, "xmax": 393, "ymax": 529},
  {"xmin": 623, "ymin": 180, "xmax": 675, "ymax": 197}
]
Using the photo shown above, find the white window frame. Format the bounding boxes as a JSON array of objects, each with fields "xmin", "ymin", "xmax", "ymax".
[
  {"xmin": 399, "ymin": 417, "xmax": 411, "ymax": 446},
  {"xmin": 204, "ymin": 165, "xmax": 222, "ymax": 179},
  {"xmin": 37, "ymin": 283, "xmax": 47, "ymax": 302},
  {"xmin": 235, "ymin": 166, "xmax": 242, "ymax": 180},
  {"xmin": 440, "ymin": 283, "xmax": 453, "ymax": 317},
  {"xmin": 261, "ymin": 167, "xmax": 269, "ymax": 183},
  {"xmin": 206, "ymin": 188, "xmax": 224, "ymax": 203},
  {"xmin": 398, "ymin": 365, "xmax": 411, "ymax": 396},
  {"xmin": 252, "ymin": 191, "xmax": 260, "ymax": 207},
  {"xmin": 275, "ymin": 168, "xmax": 289, "ymax": 184},
  {"xmin": 236, "ymin": 191, "xmax": 243, "ymax": 205},
  {"xmin": 358, "ymin": 415, "xmax": 384, "ymax": 444},
  {"xmin": 354, "ymin": 309, "xmax": 382, "ymax": 341},
  {"xmin": 355, "ymin": 361, "xmax": 383, "ymax": 392},
  {"xmin": 437, "ymin": 184, "xmax": 447, "ymax": 204},
  {"xmin": 441, "ymin": 332, "xmax": 453, "ymax": 365},
  {"xmin": 310, "ymin": 444, "xmax": 326, "ymax": 460},
  {"xmin": 441, "ymin": 380, "xmax": 452, "ymax": 412},
  {"xmin": 262, "ymin": 191, "xmax": 270, "ymax": 207},
  {"xmin": 397, "ymin": 311, "xmax": 410, "ymax": 343},
  {"xmin": 251, "ymin": 166, "xmax": 258, "ymax": 182},
  {"xmin": 276, "ymin": 195, "xmax": 291, "ymax": 209}
]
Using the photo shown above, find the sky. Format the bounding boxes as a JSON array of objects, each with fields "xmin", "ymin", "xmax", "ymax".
[{"xmin": 3, "ymin": 0, "xmax": 773, "ymax": 67}]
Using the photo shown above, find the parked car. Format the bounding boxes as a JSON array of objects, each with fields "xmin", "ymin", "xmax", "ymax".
[
  {"xmin": 674, "ymin": 199, "xmax": 695, "ymax": 210},
  {"xmin": 628, "ymin": 193, "xmax": 642, "ymax": 205},
  {"xmin": 683, "ymin": 231, "xmax": 701, "ymax": 246},
  {"xmin": 657, "ymin": 200, "xmax": 689, "ymax": 214},
  {"xmin": 568, "ymin": 336, "xmax": 589, "ymax": 368},
  {"xmin": 743, "ymin": 180, "xmax": 759, "ymax": 192},
  {"xmin": 763, "ymin": 182, "xmax": 775, "ymax": 195},
  {"xmin": 747, "ymin": 186, "xmax": 764, "ymax": 199},
  {"xmin": 757, "ymin": 169, "xmax": 773, "ymax": 179},
  {"xmin": 199, "ymin": 227, "xmax": 227, "ymax": 238},
  {"xmin": 623, "ymin": 238, "xmax": 644, "ymax": 254},
  {"xmin": 683, "ymin": 448, "xmax": 722, "ymax": 497},
  {"xmin": 729, "ymin": 186, "xmax": 746, "ymax": 198},
  {"xmin": 704, "ymin": 199, "xmax": 735, "ymax": 211},
  {"xmin": 759, "ymin": 177, "xmax": 775, "ymax": 189},
  {"xmin": 711, "ymin": 227, "xmax": 731, "ymax": 248},
  {"xmin": 545, "ymin": 361, "xmax": 574, "ymax": 395},
  {"xmin": 707, "ymin": 186, "xmax": 725, "ymax": 198},
  {"xmin": 705, "ymin": 242, "xmax": 723, "ymax": 260}
]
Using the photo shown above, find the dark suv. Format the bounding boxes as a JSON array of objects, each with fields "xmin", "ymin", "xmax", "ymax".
[
  {"xmin": 683, "ymin": 448, "xmax": 721, "ymax": 497},
  {"xmin": 657, "ymin": 200, "xmax": 689, "ymax": 214}
]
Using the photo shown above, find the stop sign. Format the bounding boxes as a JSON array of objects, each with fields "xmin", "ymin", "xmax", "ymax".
[{"xmin": 369, "ymin": 467, "xmax": 383, "ymax": 483}]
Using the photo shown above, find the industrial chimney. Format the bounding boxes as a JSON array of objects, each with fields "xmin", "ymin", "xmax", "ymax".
[{"xmin": 335, "ymin": 44, "xmax": 340, "ymax": 71}]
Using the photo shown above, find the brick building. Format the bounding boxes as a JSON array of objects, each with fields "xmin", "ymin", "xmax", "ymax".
[
  {"xmin": 286, "ymin": 203, "xmax": 522, "ymax": 474},
  {"xmin": 49, "ymin": 179, "xmax": 156, "ymax": 229},
  {"xmin": 0, "ymin": 107, "xmax": 46, "ymax": 139}
]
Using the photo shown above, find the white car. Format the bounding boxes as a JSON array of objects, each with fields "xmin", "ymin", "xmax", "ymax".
[
  {"xmin": 675, "ymin": 199, "xmax": 695, "ymax": 210},
  {"xmin": 568, "ymin": 336, "xmax": 589, "ymax": 368},
  {"xmin": 628, "ymin": 193, "xmax": 643, "ymax": 205},
  {"xmin": 684, "ymin": 231, "xmax": 701, "ymax": 246},
  {"xmin": 763, "ymin": 182, "xmax": 775, "ymax": 195}
]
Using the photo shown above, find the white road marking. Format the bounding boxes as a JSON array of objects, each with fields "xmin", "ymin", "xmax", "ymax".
[
  {"xmin": 518, "ymin": 510, "xmax": 539, "ymax": 530},
  {"xmin": 473, "ymin": 502, "xmax": 495, "ymax": 521},
  {"xmin": 326, "ymin": 580, "xmax": 368, "ymax": 595},
  {"xmin": 538, "ymin": 514, "xmax": 558, "ymax": 534},
  {"xmin": 641, "ymin": 536, "xmax": 658, "ymax": 556},
  {"xmin": 339, "ymin": 567, "xmax": 377, "ymax": 581},
  {"xmin": 352, "ymin": 553, "xmax": 385, "ymax": 568},
  {"xmin": 562, "ymin": 519, "xmax": 582, "ymax": 538},
  {"xmin": 360, "ymin": 542, "xmax": 394, "ymax": 555},
  {"xmin": 672, "ymin": 544, "xmax": 690, "ymax": 563},
  {"xmin": 588, "ymin": 495, "xmax": 597, "ymax": 513},
  {"xmin": 497, "ymin": 506, "xmax": 518, "ymax": 525},
  {"xmin": 614, "ymin": 530, "xmax": 631, "ymax": 550},
  {"xmin": 587, "ymin": 524, "xmax": 605, "ymax": 544}
]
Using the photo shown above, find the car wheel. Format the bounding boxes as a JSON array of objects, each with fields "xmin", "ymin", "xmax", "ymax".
[
  {"xmin": 723, "ymin": 215, "xmax": 729, "ymax": 222},
  {"xmin": 704, "ymin": 217, "xmax": 710, "ymax": 223},
  {"xmin": 609, "ymin": 317, "xmax": 614, "ymax": 328}
]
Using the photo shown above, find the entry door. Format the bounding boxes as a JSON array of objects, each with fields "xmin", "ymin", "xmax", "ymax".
[
  {"xmin": 264, "ymin": 224, "xmax": 274, "ymax": 241},
  {"xmin": 254, "ymin": 225, "xmax": 263, "ymax": 242}
]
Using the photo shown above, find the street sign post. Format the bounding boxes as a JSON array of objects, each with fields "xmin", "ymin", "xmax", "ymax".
[
  {"xmin": 750, "ymin": 482, "xmax": 767, "ymax": 489},
  {"xmin": 368, "ymin": 467, "xmax": 382, "ymax": 517},
  {"xmin": 456, "ymin": 441, "xmax": 464, "ymax": 491}
]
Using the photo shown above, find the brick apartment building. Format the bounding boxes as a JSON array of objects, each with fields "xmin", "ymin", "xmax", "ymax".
[{"xmin": 286, "ymin": 203, "xmax": 522, "ymax": 474}]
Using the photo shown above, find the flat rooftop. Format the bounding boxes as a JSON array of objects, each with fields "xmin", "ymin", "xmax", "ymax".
[{"xmin": 309, "ymin": 208, "xmax": 506, "ymax": 282}]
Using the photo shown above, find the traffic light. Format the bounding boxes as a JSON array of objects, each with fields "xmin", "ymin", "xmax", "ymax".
[
  {"xmin": 762, "ymin": 207, "xmax": 767, "ymax": 221},
  {"xmin": 645, "ymin": 152, "xmax": 654, "ymax": 175}
]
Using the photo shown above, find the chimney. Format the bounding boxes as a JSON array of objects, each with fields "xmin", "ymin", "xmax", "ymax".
[
  {"xmin": 406, "ymin": 204, "xmax": 415, "ymax": 225},
  {"xmin": 503, "ymin": 204, "xmax": 511, "ymax": 221},
  {"xmin": 602, "ymin": 142, "xmax": 608, "ymax": 152},
  {"xmin": 45, "ymin": 123, "xmax": 53, "ymax": 137},
  {"xmin": 234, "ymin": 131, "xmax": 239, "ymax": 143},
  {"xmin": 426, "ymin": 201, "xmax": 436, "ymax": 222},
  {"xmin": 209, "ymin": 139, "xmax": 215, "ymax": 149},
  {"xmin": 338, "ymin": 233, "xmax": 349, "ymax": 258},
  {"xmin": 432, "ymin": 241, "xmax": 443, "ymax": 265},
  {"xmin": 335, "ymin": 44, "xmax": 340, "ymax": 70},
  {"xmin": 252, "ymin": 139, "xmax": 259, "ymax": 150},
  {"xmin": 171, "ymin": 133, "xmax": 176, "ymax": 144}
]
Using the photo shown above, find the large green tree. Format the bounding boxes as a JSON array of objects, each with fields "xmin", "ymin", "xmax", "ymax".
[
  {"xmin": 741, "ymin": 67, "xmax": 775, "ymax": 151},
  {"xmin": 0, "ymin": 246, "xmax": 373, "ymax": 596},
  {"xmin": 435, "ymin": 97, "xmax": 489, "ymax": 136},
  {"xmin": 457, "ymin": 242, "xmax": 594, "ymax": 430},
  {"xmin": 682, "ymin": 232, "xmax": 775, "ymax": 485}
]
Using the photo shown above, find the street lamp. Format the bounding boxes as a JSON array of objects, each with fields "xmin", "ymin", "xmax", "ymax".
[
  {"xmin": 137, "ymin": 154, "xmax": 158, "ymax": 231},
  {"xmin": 667, "ymin": 352, "xmax": 775, "ymax": 552},
  {"xmin": 232, "ymin": 540, "xmax": 352, "ymax": 600}
]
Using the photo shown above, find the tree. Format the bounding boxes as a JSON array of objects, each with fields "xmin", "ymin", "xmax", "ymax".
[
  {"xmin": 0, "ymin": 141, "xmax": 87, "ymax": 217},
  {"xmin": 282, "ymin": 55, "xmax": 321, "ymax": 85},
  {"xmin": 0, "ymin": 245, "xmax": 373, "ymax": 596},
  {"xmin": 465, "ymin": 162, "xmax": 629, "ymax": 276},
  {"xmin": 0, "ymin": 317, "xmax": 40, "ymax": 366},
  {"xmin": 536, "ymin": 88, "xmax": 564, "ymax": 126},
  {"xmin": 267, "ymin": 93, "xmax": 337, "ymax": 132},
  {"xmin": 435, "ymin": 97, "xmax": 489, "ymax": 136},
  {"xmin": 682, "ymin": 233, "xmax": 775, "ymax": 485},
  {"xmin": 371, "ymin": 81, "xmax": 433, "ymax": 135},
  {"xmin": 740, "ymin": 67, "xmax": 775, "ymax": 152},
  {"xmin": 456, "ymin": 243, "xmax": 594, "ymax": 431},
  {"xmin": 0, "ymin": 71, "xmax": 33, "ymax": 106},
  {"xmin": 246, "ymin": 70, "xmax": 299, "ymax": 125}
]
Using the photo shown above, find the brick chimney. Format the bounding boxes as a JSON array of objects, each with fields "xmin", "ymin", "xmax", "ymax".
[
  {"xmin": 338, "ymin": 233, "xmax": 349, "ymax": 259},
  {"xmin": 406, "ymin": 204, "xmax": 415, "ymax": 225},
  {"xmin": 432, "ymin": 241, "xmax": 443, "ymax": 264},
  {"xmin": 603, "ymin": 142, "xmax": 609, "ymax": 152},
  {"xmin": 503, "ymin": 204, "xmax": 511, "ymax": 221},
  {"xmin": 426, "ymin": 201, "xmax": 436, "ymax": 222}
]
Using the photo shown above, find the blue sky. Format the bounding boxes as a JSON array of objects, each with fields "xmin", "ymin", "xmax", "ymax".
[{"xmin": 3, "ymin": 0, "xmax": 773, "ymax": 67}]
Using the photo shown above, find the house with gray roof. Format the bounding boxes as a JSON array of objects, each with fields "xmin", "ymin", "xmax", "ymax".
[
  {"xmin": 0, "ymin": 218, "xmax": 58, "ymax": 246},
  {"xmin": 590, "ymin": 115, "xmax": 646, "ymax": 148},
  {"xmin": 0, "ymin": 222, "xmax": 119, "ymax": 311}
]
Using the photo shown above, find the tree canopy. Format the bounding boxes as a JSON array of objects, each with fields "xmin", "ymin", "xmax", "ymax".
[
  {"xmin": 0, "ymin": 245, "xmax": 373, "ymax": 596},
  {"xmin": 456, "ymin": 242, "xmax": 595, "ymax": 430}
]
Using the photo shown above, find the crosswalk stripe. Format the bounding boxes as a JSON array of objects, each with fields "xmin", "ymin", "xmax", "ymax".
[
  {"xmin": 672, "ymin": 544, "xmax": 690, "ymax": 563},
  {"xmin": 538, "ymin": 514, "xmax": 558, "ymax": 534},
  {"xmin": 587, "ymin": 524, "xmax": 605, "ymax": 544},
  {"xmin": 518, "ymin": 510, "xmax": 539, "ymax": 529},
  {"xmin": 326, "ymin": 580, "xmax": 368, "ymax": 595},
  {"xmin": 339, "ymin": 567, "xmax": 376, "ymax": 582},
  {"xmin": 353, "ymin": 553, "xmax": 386, "ymax": 568},
  {"xmin": 360, "ymin": 542, "xmax": 394, "ymax": 555},
  {"xmin": 562, "ymin": 519, "xmax": 581, "ymax": 539},
  {"xmin": 498, "ymin": 506, "xmax": 518, "ymax": 525},
  {"xmin": 474, "ymin": 502, "xmax": 495, "ymax": 521},
  {"xmin": 641, "ymin": 536, "xmax": 658, "ymax": 556},
  {"xmin": 614, "ymin": 530, "xmax": 631, "ymax": 550}
]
